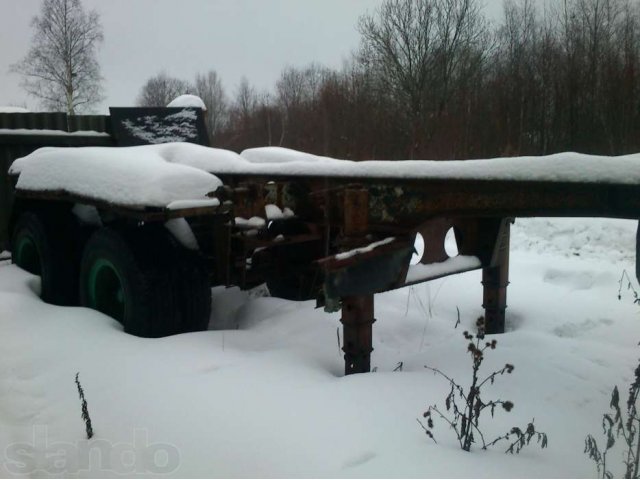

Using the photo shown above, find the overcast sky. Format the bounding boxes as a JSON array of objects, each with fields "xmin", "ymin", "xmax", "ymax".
[{"xmin": 0, "ymin": 0, "xmax": 504, "ymax": 114}]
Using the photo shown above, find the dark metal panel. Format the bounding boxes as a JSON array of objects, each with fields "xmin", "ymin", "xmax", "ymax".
[
  {"xmin": 0, "ymin": 112, "xmax": 67, "ymax": 131},
  {"xmin": 0, "ymin": 148, "xmax": 11, "ymax": 249},
  {"xmin": 0, "ymin": 112, "xmax": 117, "ymax": 248},
  {"xmin": 68, "ymin": 115, "xmax": 111, "ymax": 134},
  {"xmin": 109, "ymin": 107, "xmax": 209, "ymax": 146},
  {"xmin": 323, "ymin": 245, "xmax": 414, "ymax": 299},
  {"xmin": 0, "ymin": 112, "xmax": 111, "ymax": 134},
  {"xmin": 0, "ymin": 144, "xmax": 32, "ymax": 249},
  {"xmin": 0, "ymin": 134, "xmax": 114, "ymax": 147}
]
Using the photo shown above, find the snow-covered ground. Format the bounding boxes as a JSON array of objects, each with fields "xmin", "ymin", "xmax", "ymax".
[{"xmin": 0, "ymin": 217, "xmax": 639, "ymax": 477}]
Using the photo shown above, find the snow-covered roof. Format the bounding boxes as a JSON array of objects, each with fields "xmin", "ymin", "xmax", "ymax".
[
  {"xmin": 0, "ymin": 128, "xmax": 110, "ymax": 137},
  {"xmin": 0, "ymin": 106, "xmax": 30, "ymax": 113},
  {"xmin": 236, "ymin": 147, "xmax": 640, "ymax": 185},
  {"xmin": 128, "ymin": 143, "xmax": 640, "ymax": 186},
  {"xmin": 10, "ymin": 144, "xmax": 222, "ymax": 209},
  {"xmin": 242, "ymin": 147, "xmax": 331, "ymax": 164},
  {"xmin": 167, "ymin": 94, "xmax": 206, "ymax": 110},
  {"xmin": 101, "ymin": 143, "xmax": 640, "ymax": 185}
]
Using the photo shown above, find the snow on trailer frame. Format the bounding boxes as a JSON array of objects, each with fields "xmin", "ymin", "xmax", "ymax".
[
  {"xmin": 5, "ymin": 126, "xmax": 640, "ymax": 376},
  {"xmin": 206, "ymin": 150, "xmax": 640, "ymax": 373},
  {"xmin": 0, "ymin": 107, "xmax": 211, "ymax": 247}
]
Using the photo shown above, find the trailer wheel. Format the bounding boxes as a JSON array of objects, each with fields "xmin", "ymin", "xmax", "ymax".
[
  {"xmin": 79, "ymin": 227, "xmax": 180, "ymax": 337},
  {"xmin": 167, "ymin": 240, "xmax": 212, "ymax": 332},
  {"xmin": 11, "ymin": 211, "xmax": 77, "ymax": 305}
]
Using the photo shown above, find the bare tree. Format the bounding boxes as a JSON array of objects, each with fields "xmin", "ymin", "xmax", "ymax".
[
  {"xmin": 12, "ymin": 0, "xmax": 104, "ymax": 115},
  {"xmin": 194, "ymin": 70, "xmax": 228, "ymax": 138},
  {"xmin": 234, "ymin": 76, "xmax": 257, "ymax": 119},
  {"xmin": 358, "ymin": 0, "xmax": 489, "ymax": 157},
  {"xmin": 276, "ymin": 64, "xmax": 330, "ymax": 146},
  {"xmin": 222, "ymin": 76, "xmax": 259, "ymax": 147},
  {"xmin": 136, "ymin": 72, "xmax": 192, "ymax": 107},
  {"xmin": 257, "ymin": 92, "xmax": 275, "ymax": 146},
  {"xmin": 215, "ymin": 0, "xmax": 640, "ymax": 160},
  {"xmin": 493, "ymin": 0, "xmax": 540, "ymax": 154},
  {"xmin": 277, "ymin": 64, "xmax": 329, "ymax": 108}
]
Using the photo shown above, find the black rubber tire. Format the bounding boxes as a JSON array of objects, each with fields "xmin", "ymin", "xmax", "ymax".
[
  {"xmin": 11, "ymin": 211, "xmax": 78, "ymax": 306},
  {"xmin": 79, "ymin": 227, "xmax": 181, "ymax": 338},
  {"xmin": 165, "ymin": 237, "xmax": 212, "ymax": 332}
]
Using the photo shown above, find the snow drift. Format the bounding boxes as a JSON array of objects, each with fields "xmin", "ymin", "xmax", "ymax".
[
  {"xmin": 0, "ymin": 217, "xmax": 638, "ymax": 477},
  {"xmin": 9, "ymin": 144, "xmax": 224, "ymax": 208}
]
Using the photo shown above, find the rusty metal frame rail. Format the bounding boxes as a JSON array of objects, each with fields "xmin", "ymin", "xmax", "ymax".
[{"xmin": 217, "ymin": 173, "xmax": 640, "ymax": 221}]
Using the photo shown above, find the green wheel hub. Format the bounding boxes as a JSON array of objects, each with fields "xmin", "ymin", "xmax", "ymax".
[
  {"xmin": 15, "ymin": 236, "xmax": 41, "ymax": 275},
  {"xmin": 88, "ymin": 258, "xmax": 126, "ymax": 323}
]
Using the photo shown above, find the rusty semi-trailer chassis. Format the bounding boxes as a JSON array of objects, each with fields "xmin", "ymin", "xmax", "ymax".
[
  {"xmin": 211, "ymin": 173, "xmax": 640, "ymax": 374},
  {"xmin": 10, "ymin": 172, "xmax": 640, "ymax": 375}
]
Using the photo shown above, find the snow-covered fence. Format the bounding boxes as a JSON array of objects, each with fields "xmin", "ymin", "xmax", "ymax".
[
  {"xmin": 68, "ymin": 115, "xmax": 111, "ymax": 135},
  {"xmin": 0, "ymin": 107, "xmax": 211, "ymax": 249},
  {"xmin": 0, "ymin": 112, "xmax": 113, "ymax": 249},
  {"xmin": 0, "ymin": 112, "xmax": 68, "ymax": 131},
  {"xmin": 0, "ymin": 112, "xmax": 111, "ymax": 136}
]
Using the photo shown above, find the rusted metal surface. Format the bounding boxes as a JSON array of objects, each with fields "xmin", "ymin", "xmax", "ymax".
[
  {"xmin": 337, "ymin": 185, "xmax": 376, "ymax": 374},
  {"xmin": 212, "ymin": 173, "xmax": 640, "ymax": 376},
  {"xmin": 216, "ymin": 174, "xmax": 640, "ymax": 224},
  {"xmin": 343, "ymin": 186, "xmax": 369, "ymax": 237},
  {"xmin": 320, "ymin": 240, "xmax": 414, "ymax": 301},
  {"xmin": 414, "ymin": 217, "xmax": 453, "ymax": 264},
  {"xmin": 482, "ymin": 219, "xmax": 511, "ymax": 334},
  {"xmin": 228, "ymin": 183, "xmax": 266, "ymax": 219},
  {"xmin": 367, "ymin": 180, "xmax": 640, "ymax": 223},
  {"xmin": 341, "ymin": 295, "xmax": 375, "ymax": 375}
]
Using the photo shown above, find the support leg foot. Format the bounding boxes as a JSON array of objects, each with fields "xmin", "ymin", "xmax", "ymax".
[{"xmin": 341, "ymin": 295, "xmax": 375, "ymax": 375}]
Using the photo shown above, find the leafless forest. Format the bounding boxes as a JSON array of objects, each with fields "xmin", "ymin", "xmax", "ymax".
[{"xmin": 139, "ymin": 0, "xmax": 640, "ymax": 160}]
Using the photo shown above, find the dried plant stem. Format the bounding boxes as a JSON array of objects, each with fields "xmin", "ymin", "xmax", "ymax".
[{"xmin": 75, "ymin": 372, "xmax": 94, "ymax": 440}]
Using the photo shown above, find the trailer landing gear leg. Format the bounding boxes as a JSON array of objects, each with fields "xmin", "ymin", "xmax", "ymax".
[
  {"xmin": 482, "ymin": 220, "xmax": 511, "ymax": 334},
  {"xmin": 341, "ymin": 294, "xmax": 375, "ymax": 375}
]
